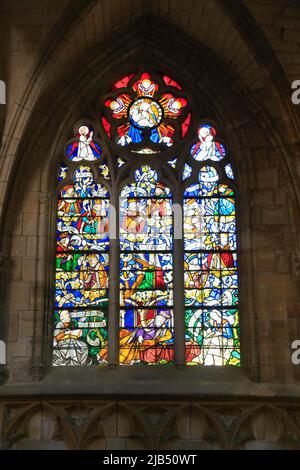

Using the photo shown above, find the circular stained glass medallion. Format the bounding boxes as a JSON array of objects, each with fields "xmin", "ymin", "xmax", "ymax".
[{"xmin": 129, "ymin": 98, "xmax": 163, "ymax": 129}]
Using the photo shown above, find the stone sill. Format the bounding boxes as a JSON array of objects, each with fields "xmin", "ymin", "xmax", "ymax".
[{"xmin": 0, "ymin": 366, "xmax": 300, "ymax": 399}]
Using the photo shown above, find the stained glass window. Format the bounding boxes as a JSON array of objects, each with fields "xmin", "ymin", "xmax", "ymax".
[
  {"xmin": 53, "ymin": 124, "xmax": 109, "ymax": 366},
  {"xmin": 103, "ymin": 72, "xmax": 189, "ymax": 151},
  {"xmin": 119, "ymin": 166, "xmax": 174, "ymax": 365},
  {"xmin": 65, "ymin": 125, "xmax": 102, "ymax": 161},
  {"xmin": 53, "ymin": 73, "xmax": 241, "ymax": 370},
  {"xmin": 184, "ymin": 125, "xmax": 240, "ymax": 367},
  {"xmin": 191, "ymin": 124, "xmax": 226, "ymax": 162}
]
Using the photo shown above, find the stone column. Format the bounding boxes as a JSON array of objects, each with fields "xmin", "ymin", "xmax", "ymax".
[
  {"xmin": 30, "ymin": 192, "xmax": 50, "ymax": 381},
  {"xmin": 173, "ymin": 197, "xmax": 185, "ymax": 366},
  {"xmin": 108, "ymin": 191, "xmax": 119, "ymax": 366}
]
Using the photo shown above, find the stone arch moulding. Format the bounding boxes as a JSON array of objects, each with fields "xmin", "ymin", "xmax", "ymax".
[{"xmin": 0, "ymin": 17, "xmax": 298, "ymax": 393}]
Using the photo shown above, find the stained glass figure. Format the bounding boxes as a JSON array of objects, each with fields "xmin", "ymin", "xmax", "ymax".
[
  {"xmin": 66, "ymin": 125, "xmax": 102, "ymax": 161},
  {"xmin": 53, "ymin": 166, "xmax": 109, "ymax": 366},
  {"xmin": 129, "ymin": 98, "xmax": 163, "ymax": 129},
  {"xmin": 184, "ymin": 165, "xmax": 240, "ymax": 366},
  {"xmin": 104, "ymin": 72, "xmax": 189, "ymax": 149},
  {"xmin": 119, "ymin": 166, "xmax": 174, "ymax": 365},
  {"xmin": 191, "ymin": 124, "xmax": 226, "ymax": 162}
]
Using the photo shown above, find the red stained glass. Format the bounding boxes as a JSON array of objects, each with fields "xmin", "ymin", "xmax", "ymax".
[
  {"xmin": 101, "ymin": 117, "xmax": 111, "ymax": 138},
  {"xmin": 182, "ymin": 113, "xmax": 191, "ymax": 138},
  {"xmin": 160, "ymin": 94, "xmax": 187, "ymax": 118},
  {"xmin": 163, "ymin": 75, "xmax": 182, "ymax": 89},
  {"xmin": 111, "ymin": 73, "xmax": 135, "ymax": 91},
  {"xmin": 104, "ymin": 71, "xmax": 189, "ymax": 149},
  {"xmin": 132, "ymin": 72, "xmax": 159, "ymax": 97}
]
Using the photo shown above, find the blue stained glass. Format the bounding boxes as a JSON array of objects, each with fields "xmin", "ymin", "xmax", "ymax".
[
  {"xmin": 66, "ymin": 125, "xmax": 102, "ymax": 161},
  {"xmin": 58, "ymin": 163, "xmax": 68, "ymax": 181}
]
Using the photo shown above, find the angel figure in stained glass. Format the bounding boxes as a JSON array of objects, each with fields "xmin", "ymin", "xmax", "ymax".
[
  {"xmin": 191, "ymin": 125, "xmax": 225, "ymax": 162},
  {"xmin": 166, "ymin": 97, "xmax": 183, "ymax": 114},
  {"xmin": 109, "ymin": 97, "xmax": 127, "ymax": 115},
  {"xmin": 67, "ymin": 126, "xmax": 102, "ymax": 161}
]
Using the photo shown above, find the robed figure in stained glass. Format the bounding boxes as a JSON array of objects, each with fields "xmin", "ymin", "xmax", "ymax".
[
  {"xmin": 191, "ymin": 124, "xmax": 226, "ymax": 162},
  {"xmin": 66, "ymin": 126, "xmax": 102, "ymax": 161},
  {"xmin": 53, "ymin": 310, "xmax": 92, "ymax": 366},
  {"xmin": 119, "ymin": 309, "xmax": 173, "ymax": 365}
]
